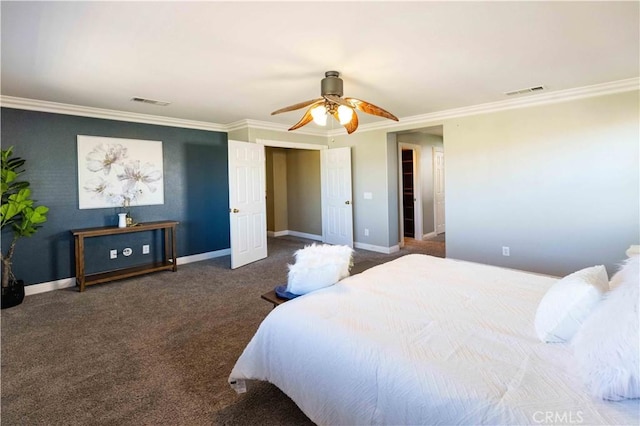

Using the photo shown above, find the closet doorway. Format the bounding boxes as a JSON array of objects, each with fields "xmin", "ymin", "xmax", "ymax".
[
  {"xmin": 401, "ymin": 148, "xmax": 417, "ymax": 238},
  {"xmin": 396, "ymin": 126, "xmax": 445, "ymax": 247},
  {"xmin": 258, "ymin": 138, "xmax": 354, "ymax": 251},
  {"xmin": 399, "ymin": 143, "xmax": 422, "ymax": 241},
  {"xmin": 264, "ymin": 145, "xmax": 323, "ymax": 242}
]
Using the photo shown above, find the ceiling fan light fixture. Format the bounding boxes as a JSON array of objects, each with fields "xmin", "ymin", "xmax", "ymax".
[
  {"xmin": 311, "ymin": 104, "xmax": 327, "ymax": 126},
  {"xmin": 271, "ymin": 71, "xmax": 398, "ymax": 134},
  {"xmin": 337, "ymin": 105, "xmax": 354, "ymax": 125}
]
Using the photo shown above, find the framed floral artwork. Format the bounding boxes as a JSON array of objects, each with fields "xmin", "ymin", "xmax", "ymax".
[{"xmin": 77, "ymin": 135, "xmax": 164, "ymax": 209}]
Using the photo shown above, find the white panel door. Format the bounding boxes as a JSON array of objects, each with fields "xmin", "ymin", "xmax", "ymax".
[
  {"xmin": 434, "ymin": 147, "xmax": 446, "ymax": 235},
  {"xmin": 321, "ymin": 147, "xmax": 353, "ymax": 247},
  {"xmin": 228, "ymin": 140, "xmax": 267, "ymax": 269}
]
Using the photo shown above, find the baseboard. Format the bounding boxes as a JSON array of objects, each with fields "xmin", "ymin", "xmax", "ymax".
[
  {"xmin": 286, "ymin": 230, "xmax": 322, "ymax": 241},
  {"xmin": 354, "ymin": 242, "xmax": 400, "ymax": 254},
  {"xmin": 272, "ymin": 233, "xmax": 397, "ymax": 252},
  {"xmin": 25, "ymin": 277, "xmax": 76, "ymax": 296},
  {"xmin": 267, "ymin": 230, "xmax": 288, "ymax": 237},
  {"xmin": 177, "ymin": 248, "xmax": 231, "ymax": 265},
  {"xmin": 423, "ymin": 232, "xmax": 437, "ymax": 240},
  {"xmin": 268, "ymin": 230, "xmax": 322, "ymax": 241},
  {"xmin": 23, "ymin": 248, "xmax": 231, "ymax": 296}
]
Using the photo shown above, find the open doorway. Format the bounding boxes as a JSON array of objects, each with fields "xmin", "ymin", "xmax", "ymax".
[
  {"xmin": 399, "ymin": 144, "xmax": 422, "ymax": 240},
  {"xmin": 260, "ymin": 139, "xmax": 354, "ymax": 250},
  {"xmin": 265, "ymin": 146, "xmax": 323, "ymax": 242},
  {"xmin": 401, "ymin": 149, "xmax": 415, "ymax": 238},
  {"xmin": 395, "ymin": 126, "xmax": 445, "ymax": 249}
]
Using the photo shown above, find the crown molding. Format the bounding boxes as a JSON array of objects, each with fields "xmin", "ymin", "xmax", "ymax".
[
  {"xmin": 0, "ymin": 96, "xmax": 228, "ymax": 132},
  {"xmin": 256, "ymin": 138, "xmax": 327, "ymax": 150},
  {"xmin": 3, "ymin": 77, "xmax": 637, "ymax": 137},
  {"xmin": 327, "ymin": 77, "xmax": 640, "ymax": 136},
  {"xmin": 227, "ymin": 118, "xmax": 328, "ymax": 137},
  {"xmin": 225, "ymin": 119, "xmax": 284, "ymax": 133},
  {"xmin": 0, "ymin": 96, "xmax": 329, "ymax": 136}
]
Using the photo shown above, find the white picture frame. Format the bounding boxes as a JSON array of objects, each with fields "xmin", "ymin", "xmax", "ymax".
[{"xmin": 77, "ymin": 135, "xmax": 164, "ymax": 209}]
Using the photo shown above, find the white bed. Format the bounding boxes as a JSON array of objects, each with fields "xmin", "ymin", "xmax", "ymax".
[{"xmin": 229, "ymin": 254, "xmax": 639, "ymax": 425}]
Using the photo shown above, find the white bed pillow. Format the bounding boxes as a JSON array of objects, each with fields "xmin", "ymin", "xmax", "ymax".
[
  {"xmin": 534, "ymin": 265, "xmax": 609, "ymax": 343},
  {"xmin": 572, "ymin": 256, "xmax": 640, "ymax": 400},
  {"xmin": 286, "ymin": 244, "xmax": 353, "ymax": 295}
]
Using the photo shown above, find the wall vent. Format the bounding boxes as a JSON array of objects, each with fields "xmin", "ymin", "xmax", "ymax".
[
  {"xmin": 131, "ymin": 97, "xmax": 171, "ymax": 106},
  {"xmin": 504, "ymin": 85, "xmax": 545, "ymax": 96}
]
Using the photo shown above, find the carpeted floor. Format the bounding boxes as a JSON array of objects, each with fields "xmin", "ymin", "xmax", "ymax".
[{"xmin": 1, "ymin": 236, "xmax": 444, "ymax": 425}]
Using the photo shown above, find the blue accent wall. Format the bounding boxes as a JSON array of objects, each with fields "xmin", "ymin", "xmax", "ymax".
[{"xmin": 1, "ymin": 107, "xmax": 229, "ymax": 286}]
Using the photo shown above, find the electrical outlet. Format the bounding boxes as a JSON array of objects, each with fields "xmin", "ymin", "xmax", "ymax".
[
  {"xmin": 142, "ymin": 244, "xmax": 150, "ymax": 254},
  {"xmin": 364, "ymin": 228, "xmax": 369, "ymax": 236},
  {"xmin": 110, "ymin": 249, "xmax": 117, "ymax": 259},
  {"xmin": 502, "ymin": 246, "xmax": 510, "ymax": 257},
  {"xmin": 123, "ymin": 247, "xmax": 133, "ymax": 257}
]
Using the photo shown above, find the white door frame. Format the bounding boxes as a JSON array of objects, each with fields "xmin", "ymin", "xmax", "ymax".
[
  {"xmin": 256, "ymin": 139, "xmax": 327, "ymax": 152},
  {"xmin": 256, "ymin": 139, "xmax": 337, "ymax": 246},
  {"xmin": 433, "ymin": 146, "xmax": 445, "ymax": 235},
  {"xmin": 398, "ymin": 143, "xmax": 423, "ymax": 245},
  {"xmin": 256, "ymin": 139, "xmax": 354, "ymax": 248},
  {"xmin": 256, "ymin": 140, "xmax": 327, "ymax": 223}
]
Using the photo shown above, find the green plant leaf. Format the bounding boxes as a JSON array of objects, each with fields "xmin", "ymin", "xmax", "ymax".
[
  {"xmin": 28, "ymin": 206, "xmax": 49, "ymax": 224},
  {"xmin": 1, "ymin": 169, "xmax": 17, "ymax": 185},
  {"xmin": 0, "ymin": 202, "xmax": 23, "ymax": 223},
  {"xmin": 2, "ymin": 147, "xmax": 50, "ymax": 284},
  {"xmin": 16, "ymin": 188, "xmax": 31, "ymax": 201}
]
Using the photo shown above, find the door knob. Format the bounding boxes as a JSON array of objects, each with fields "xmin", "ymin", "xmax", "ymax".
[
  {"xmin": 229, "ymin": 208, "xmax": 239, "ymax": 213},
  {"xmin": 345, "ymin": 201, "xmax": 351, "ymax": 205}
]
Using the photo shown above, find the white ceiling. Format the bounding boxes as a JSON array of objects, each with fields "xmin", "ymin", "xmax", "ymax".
[{"xmin": 1, "ymin": 1, "xmax": 638, "ymax": 131}]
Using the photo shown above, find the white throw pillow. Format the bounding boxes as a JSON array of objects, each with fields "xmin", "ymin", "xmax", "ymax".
[
  {"xmin": 286, "ymin": 244, "xmax": 353, "ymax": 295},
  {"xmin": 534, "ymin": 265, "xmax": 609, "ymax": 343},
  {"xmin": 572, "ymin": 256, "xmax": 640, "ymax": 400}
]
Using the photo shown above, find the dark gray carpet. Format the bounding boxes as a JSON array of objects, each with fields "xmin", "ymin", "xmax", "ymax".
[{"xmin": 1, "ymin": 236, "xmax": 445, "ymax": 425}]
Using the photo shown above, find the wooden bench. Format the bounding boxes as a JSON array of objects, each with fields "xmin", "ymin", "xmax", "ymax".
[{"xmin": 260, "ymin": 290, "xmax": 289, "ymax": 308}]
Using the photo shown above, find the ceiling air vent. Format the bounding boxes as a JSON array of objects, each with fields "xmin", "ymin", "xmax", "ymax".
[
  {"xmin": 504, "ymin": 85, "xmax": 545, "ymax": 96},
  {"xmin": 131, "ymin": 97, "xmax": 171, "ymax": 106}
]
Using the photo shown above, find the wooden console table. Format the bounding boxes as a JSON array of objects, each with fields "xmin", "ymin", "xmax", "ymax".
[{"xmin": 71, "ymin": 221, "xmax": 178, "ymax": 292}]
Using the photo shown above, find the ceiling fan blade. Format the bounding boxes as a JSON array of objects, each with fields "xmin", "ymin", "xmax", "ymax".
[
  {"xmin": 271, "ymin": 98, "xmax": 323, "ymax": 115},
  {"xmin": 330, "ymin": 109, "xmax": 359, "ymax": 134},
  {"xmin": 323, "ymin": 94, "xmax": 352, "ymax": 108},
  {"xmin": 288, "ymin": 101, "xmax": 323, "ymax": 131},
  {"xmin": 344, "ymin": 97, "xmax": 399, "ymax": 121}
]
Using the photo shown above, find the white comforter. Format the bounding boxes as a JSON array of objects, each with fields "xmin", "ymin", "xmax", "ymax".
[{"xmin": 229, "ymin": 254, "xmax": 639, "ymax": 425}]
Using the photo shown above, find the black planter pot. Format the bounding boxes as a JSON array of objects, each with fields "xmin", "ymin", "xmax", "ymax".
[{"xmin": 1, "ymin": 279, "xmax": 25, "ymax": 309}]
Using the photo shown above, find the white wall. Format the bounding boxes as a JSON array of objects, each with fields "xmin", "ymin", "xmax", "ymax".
[{"xmin": 444, "ymin": 90, "xmax": 639, "ymax": 276}]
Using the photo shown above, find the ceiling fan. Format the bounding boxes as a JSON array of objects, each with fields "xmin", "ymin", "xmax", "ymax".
[{"xmin": 271, "ymin": 71, "xmax": 399, "ymax": 134}]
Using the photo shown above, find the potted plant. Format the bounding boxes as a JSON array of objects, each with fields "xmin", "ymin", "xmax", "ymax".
[{"xmin": 1, "ymin": 146, "xmax": 49, "ymax": 309}]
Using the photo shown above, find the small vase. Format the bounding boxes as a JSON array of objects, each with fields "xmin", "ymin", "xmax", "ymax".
[{"xmin": 118, "ymin": 213, "xmax": 127, "ymax": 228}]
